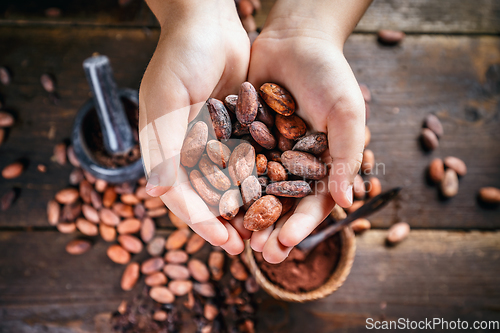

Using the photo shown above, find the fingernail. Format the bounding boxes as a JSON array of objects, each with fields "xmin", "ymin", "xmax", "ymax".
[
  {"xmin": 145, "ymin": 172, "xmax": 159, "ymax": 193},
  {"xmin": 346, "ymin": 185, "xmax": 353, "ymax": 204}
]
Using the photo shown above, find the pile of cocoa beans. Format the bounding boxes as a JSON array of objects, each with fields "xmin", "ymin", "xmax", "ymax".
[{"xmin": 181, "ymin": 82, "xmax": 328, "ymax": 232}]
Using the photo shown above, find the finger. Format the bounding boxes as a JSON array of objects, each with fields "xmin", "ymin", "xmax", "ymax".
[
  {"xmin": 278, "ymin": 180, "xmax": 336, "ymax": 247},
  {"xmin": 220, "ymin": 219, "xmax": 246, "ymax": 255},
  {"xmin": 261, "ymin": 212, "xmax": 294, "ymax": 264},
  {"xmin": 250, "ymin": 224, "xmax": 274, "ymax": 252},
  {"xmin": 229, "ymin": 211, "xmax": 253, "ymax": 240}
]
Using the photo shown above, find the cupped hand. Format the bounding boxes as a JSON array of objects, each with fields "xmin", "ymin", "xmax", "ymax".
[
  {"xmin": 139, "ymin": 2, "xmax": 251, "ymax": 254},
  {"xmin": 248, "ymin": 23, "xmax": 366, "ymax": 263}
]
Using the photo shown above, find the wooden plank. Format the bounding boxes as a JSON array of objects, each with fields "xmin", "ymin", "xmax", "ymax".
[
  {"xmin": 256, "ymin": 0, "xmax": 500, "ymax": 34},
  {"xmin": 0, "ymin": 230, "xmax": 498, "ymax": 331},
  {"xmin": 1, "ymin": 27, "xmax": 499, "ymax": 229}
]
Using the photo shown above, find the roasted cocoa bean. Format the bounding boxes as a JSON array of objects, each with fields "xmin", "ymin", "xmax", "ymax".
[
  {"xmin": 47, "ymin": 199, "xmax": 60, "ymax": 225},
  {"xmin": 267, "ymin": 161, "xmax": 288, "ymax": 182},
  {"xmin": 228, "ymin": 142, "xmax": 256, "ymax": 186},
  {"xmin": 121, "ymin": 193, "xmax": 140, "ymax": 205},
  {"xmin": 367, "ymin": 177, "xmax": 381, "ymax": 198},
  {"xmin": 168, "ymin": 210, "xmax": 188, "ymax": 229},
  {"xmin": 275, "ymin": 114, "xmax": 306, "ymax": 140},
  {"xmin": 331, "ymin": 204, "xmax": 347, "ymax": 220},
  {"xmin": 243, "ymin": 195, "xmax": 282, "ymax": 231},
  {"xmin": 140, "ymin": 217, "xmax": 155, "ymax": 243},
  {"xmin": 347, "ymin": 200, "xmax": 364, "ymax": 214},
  {"xmin": 208, "ymin": 251, "xmax": 225, "ymax": 281},
  {"xmin": 256, "ymin": 154, "xmax": 267, "ymax": 175},
  {"xmin": 440, "ymin": 169, "xmax": 458, "ymax": 198},
  {"xmin": 230, "ymin": 259, "xmax": 248, "ymax": 281},
  {"xmin": 113, "ymin": 202, "xmax": 134, "ymax": 218},
  {"xmin": 99, "ymin": 208, "xmax": 121, "ymax": 226},
  {"xmin": 378, "ymin": 30, "xmax": 405, "ymax": 44},
  {"xmin": 69, "ymin": 168, "xmax": 84, "ymax": 185},
  {"xmin": 189, "ymin": 170, "xmax": 221, "ymax": 206},
  {"xmin": 180, "ymin": 121, "xmax": 209, "ymax": 168},
  {"xmin": 165, "ymin": 250, "xmax": 189, "ymax": 264},
  {"xmin": 206, "ymin": 140, "xmax": 231, "ymax": 169},
  {"xmin": 256, "ymin": 96, "xmax": 275, "ymax": 128},
  {"xmin": 66, "ymin": 239, "xmax": 92, "ymax": 255},
  {"xmin": 145, "ymin": 272, "xmax": 167, "ymax": 287},
  {"xmin": 79, "ymin": 180, "xmax": 92, "ymax": 204},
  {"xmin": 166, "ymin": 229, "xmax": 190, "ymax": 250},
  {"xmin": 365, "ymin": 126, "xmax": 371, "ymax": 147},
  {"xmin": 164, "ymin": 264, "xmax": 190, "ymax": 280},
  {"xmin": 249, "ymin": 121, "xmax": 276, "ymax": 150},
  {"xmin": 351, "ymin": 218, "xmax": 371, "ymax": 233},
  {"xmin": 188, "ymin": 258, "xmax": 210, "ymax": 283},
  {"xmin": 444, "ymin": 156, "xmax": 467, "ymax": 176},
  {"xmin": 53, "ymin": 143, "xmax": 67, "ymax": 165},
  {"xmin": 117, "ymin": 218, "xmax": 141, "ymax": 234},
  {"xmin": 103, "ymin": 187, "xmax": 117, "ymax": 207},
  {"xmin": 40, "ymin": 73, "xmax": 56, "ymax": 93},
  {"xmin": 219, "ymin": 189, "xmax": 242, "ymax": 220},
  {"xmin": 99, "ymin": 223, "xmax": 116, "ymax": 242},
  {"xmin": 266, "ymin": 180, "xmax": 311, "ymax": 198},
  {"xmin": 2, "ymin": 162, "xmax": 23, "ymax": 179},
  {"xmin": 61, "ymin": 202, "xmax": 81, "ymax": 221},
  {"xmin": 421, "ymin": 128, "xmax": 439, "ymax": 151},
  {"xmin": 147, "ymin": 236, "xmax": 166, "ymax": 256},
  {"xmin": 168, "ymin": 280, "xmax": 193, "ymax": 296},
  {"xmin": 0, "ymin": 111, "xmax": 14, "ymax": 127},
  {"xmin": 121, "ymin": 262, "xmax": 140, "ymax": 291},
  {"xmin": 118, "ymin": 234, "xmax": 143, "ymax": 253},
  {"xmin": 141, "ymin": 257, "xmax": 165, "ymax": 274},
  {"xmin": 387, "ymin": 222, "xmax": 410, "ymax": 244},
  {"xmin": 232, "ymin": 121, "xmax": 250, "ymax": 136},
  {"xmin": 198, "ymin": 155, "xmax": 231, "ymax": 191},
  {"xmin": 276, "ymin": 130, "xmax": 294, "ymax": 152},
  {"xmin": 292, "ymin": 132, "xmax": 328, "ymax": 155},
  {"xmin": 82, "ymin": 204, "xmax": 99, "ymax": 223},
  {"xmin": 107, "ymin": 244, "xmax": 131, "ymax": 264},
  {"xmin": 149, "ymin": 286, "xmax": 175, "ymax": 304},
  {"xmin": 428, "ymin": 158, "xmax": 445, "ymax": 184},
  {"xmin": 361, "ymin": 149, "xmax": 374, "ymax": 174},
  {"xmin": 281, "ymin": 151, "xmax": 327, "ymax": 180},
  {"xmin": 224, "ymin": 94, "xmax": 238, "ymax": 113},
  {"xmin": 193, "ymin": 283, "xmax": 216, "ymax": 297},
  {"xmin": 185, "ymin": 233, "xmax": 206, "ymax": 254},
  {"xmin": 478, "ymin": 187, "xmax": 500, "ymax": 204},
  {"xmin": 279, "ymin": 197, "xmax": 296, "ymax": 216},
  {"xmin": 57, "ymin": 222, "xmax": 76, "ymax": 234},
  {"xmin": 241, "ymin": 175, "xmax": 262, "ymax": 209},
  {"xmin": 424, "ymin": 114, "xmax": 443, "ymax": 137},
  {"xmin": 76, "ymin": 218, "xmax": 98, "ymax": 236},
  {"xmin": 259, "ymin": 83, "xmax": 295, "ymax": 116},
  {"xmin": 353, "ymin": 174, "xmax": 366, "ymax": 199},
  {"xmin": 237, "ymin": 82, "xmax": 259, "ymax": 125}
]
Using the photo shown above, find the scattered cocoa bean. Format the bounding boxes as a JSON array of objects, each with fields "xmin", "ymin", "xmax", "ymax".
[
  {"xmin": 67, "ymin": 145, "xmax": 81, "ymax": 168},
  {"xmin": 267, "ymin": 161, "xmax": 288, "ymax": 182},
  {"xmin": 47, "ymin": 199, "xmax": 61, "ymax": 225},
  {"xmin": 0, "ymin": 67, "xmax": 11, "ymax": 85},
  {"xmin": 53, "ymin": 143, "xmax": 67, "ymax": 165},
  {"xmin": 140, "ymin": 217, "xmax": 155, "ymax": 243},
  {"xmin": 188, "ymin": 259, "xmax": 210, "ymax": 283},
  {"xmin": 243, "ymin": 195, "xmax": 282, "ymax": 231},
  {"xmin": 0, "ymin": 111, "xmax": 14, "ymax": 127},
  {"xmin": 117, "ymin": 218, "xmax": 141, "ymax": 234},
  {"xmin": 121, "ymin": 262, "xmax": 140, "ymax": 291},
  {"xmin": 367, "ymin": 177, "xmax": 381, "ymax": 198},
  {"xmin": 57, "ymin": 222, "xmax": 76, "ymax": 234},
  {"xmin": 55, "ymin": 188, "xmax": 79, "ymax": 205},
  {"xmin": 424, "ymin": 114, "xmax": 443, "ymax": 137},
  {"xmin": 2, "ymin": 161, "xmax": 23, "ymax": 179},
  {"xmin": 100, "ymin": 208, "xmax": 121, "ymax": 226},
  {"xmin": 37, "ymin": 164, "xmax": 46, "ymax": 173},
  {"xmin": 228, "ymin": 142, "xmax": 256, "ymax": 186},
  {"xmin": 421, "ymin": 128, "xmax": 439, "ymax": 151},
  {"xmin": 181, "ymin": 121, "xmax": 209, "ymax": 168},
  {"xmin": 76, "ymin": 218, "xmax": 99, "ymax": 236},
  {"xmin": 153, "ymin": 310, "xmax": 168, "ymax": 321},
  {"xmin": 66, "ymin": 239, "xmax": 92, "ymax": 255},
  {"xmin": 230, "ymin": 259, "xmax": 248, "ymax": 281},
  {"xmin": 79, "ymin": 180, "xmax": 92, "ymax": 204},
  {"xmin": 189, "ymin": 170, "xmax": 221, "ymax": 207},
  {"xmin": 292, "ymin": 133, "xmax": 328, "ymax": 155},
  {"xmin": 440, "ymin": 169, "xmax": 458, "ymax": 198},
  {"xmin": 169, "ymin": 280, "xmax": 193, "ymax": 296},
  {"xmin": 83, "ymin": 170, "xmax": 97, "ymax": 184},
  {"xmin": 198, "ymin": 154, "xmax": 231, "ymax": 191},
  {"xmin": 208, "ymin": 251, "xmax": 225, "ymax": 281},
  {"xmin": 166, "ymin": 229, "xmax": 190, "ymax": 250},
  {"xmin": 135, "ymin": 185, "xmax": 150, "ymax": 200},
  {"xmin": 361, "ymin": 149, "xmax": 374, "ymax": 174},
  {"xmin": 204, "ymin": 303, "xmax": 219, "ymax": 321},
  {"xmin": 99, "ymin": 223, "xmax": 116, "ymax": 242},
  {"xmin": 249, "ymin": 121, "xmax": 276, "ymax": 150},
  {"xmin": 185, "ymin": 233, "xmax": 206, "ymax": 254},
  {"xmin": 147, "ymin": 207, "xmax": 168, "ymax": 217},
  {"xmin": 145, "ymin": 272, "xmax": 168, "ymax": 287},
  {"xmin": 69, "ymin": 168, "xmax": 84, "ymax": 185},
  {"xmin": 165, "ymin": 250, "xmax": 189, "ymax": 264},
  {"xmin": 118, "ymin": 234, "xmax": 143, "ymax": 253},
  {"xmin": 120, "ymin": 193, "xmax": 140, "ymax": 205},
  {"xmin": 134, "ymin": 203, "xmax": 146, "ymax": 218},
  {"xmin": 347, "ymin": 200, "xmax": 364, "ymax": 214},
  {"xmin": 90, "ymin": 190, "xmax": 102, "ymax": 210},
  {"xmin": 241, "ymin": 175, "xmax": 262, "ymax": 209},
  {"xmin": 353, "ymin": 174, "xmax": 366, "ymax": 199},
  {"xmin": 168, "ymin": 210, "xmax": 188, "ymax": 229},
  {"xmin": 428, "ymin": 158, "xmax": 444, "ymax": 184},
  {"xmin": 40, "ymin": 73, "xmax": 56, "ymax": 93},
  {"xmin": 351, "ymin": 218, "xmax": 371, "ymax": 233},
  {"xmin": 259, "ymin": 83, "xmax": 295, "ymax": 116},
  {"xmin": 387, "ymin": 222, "xmax": 410, "ymax": 244},
  {"xmin": 164, "ymin": 264, "xmax": 190, "ymax": 280},
  {"xmin": 478, "ymin": 187, "xmax": 500, "ymax": 204},
  {"xmin": 207, "ymin": 98, "xmax": 232, "ymax": 140},
  {"xmin": 61, "ymin": 202, "xmax": 81, "ymax": 221},
  {"xmin": 237, "ymin": 82, "xmax": 259, "ymax": 125},
  {"xmin": 206, "ymin": 140, "xmax": 231, "ymax": 169},
  {"xmin": 193, "ymin": 283, "xmax": 216, "ymax": 297},
  {"xmin": 275, "ymin": 114, "xmax": 306, "ymax": 140},
  {"xmin": 82, "ymin": 204, "xmax": 99, "ymax": 223},
  {"xmin": 113, "ymin": 202, "xmax": 134, "ymax": 218},
  {"xmin": 141, "ymin": 257, "xmax": 165, "ymax": 274},
  {"xmin": 149, "ymin": 286, "xmax": 175, "ymax": 304},
  {"xmin": 281, "ymin": 151, "xmax": 327, "ymax": 180},
  {"xmin": 444, "ymin": 156, "xmax": 467, "ymax": 176},
  {"xmin": 378, "ymin": 30, "xmax": 405, "ymax": 44},
  {"xmin": 331, "ymin": 204, "xmax": 347, "ymax": 220},
  {"xmin": 143, "ymin": 197, "xmax": 164, "ymax": 210},
  {"xmin": 147, "ymin": 237, "xmax": 166, "ymax": 257},
  {"xmin": 266, "ymin": 180, "xmax": 311, "ymax": 198}
]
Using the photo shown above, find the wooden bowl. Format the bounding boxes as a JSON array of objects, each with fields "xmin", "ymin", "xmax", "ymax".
[{"xmin": 243, "ymin": 226, "xmax": 356, "ymax": 302}]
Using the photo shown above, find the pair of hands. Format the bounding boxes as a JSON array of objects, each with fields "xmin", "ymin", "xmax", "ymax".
[{"xmin": 139, "ymin": 0, "xmax": 366, "ymax": 263}]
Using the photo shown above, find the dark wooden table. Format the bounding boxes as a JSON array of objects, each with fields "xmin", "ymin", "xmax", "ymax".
[{"xmin": 1, "ymin": 0, "xmax": 499, "ymax": 332}]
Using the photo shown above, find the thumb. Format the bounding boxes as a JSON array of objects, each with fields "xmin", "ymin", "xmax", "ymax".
[{"xmin": 326, "ymin": 94, "xmax": 366, "ymax": 208}]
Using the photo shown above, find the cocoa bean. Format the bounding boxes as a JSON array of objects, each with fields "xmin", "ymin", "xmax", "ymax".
[
  {"xmin": 266, "ymin": 180, "xmax": 311, "ymax": 198},
  {"xmin": 351, "ymin": 218, "xmax": 371, "ymax": 233},
  {"xmin": 275, "ymin": 114, "xmax": 306, "ymax": 140},
  {"xmin": 367, "ymin": 177, "xmax": 381, "ymax": 198},
  {"xmin": 198, "ymin": 154, "xmax": 231, "ymax": 191},
  {"xmin": 165, "ymin": 250, "xmax": 189, "ymax": 264},
  {"xmin": 361, "ymin": 149, "xmax": 375, "ymax": 174},
  {"xmin": 36, "ymin": 164, "xmax": 46, "ymax": 173},
  {"xmin": 245, "ymin": 276, "xmax": 259, "ymax": 293},
  {"xmin": 147, "ymin": 207, "xmax": 168, "ymax": 217},
  {"xmin": 204, "ymin": 303, "xmax": 219, "ymax": 321},
  {"xmin": 66, "ymin": 239, "xmax": 92, "ymax": 255},
  {"xmin": 40, "ymin": 73, "xmax": 55, "ymax": 93},
  {"xmin": 99, "ymin": 223, "xmax": 116, "ymax": 242},
  {"xmin": 134, "ymin": 203, "xmax": 146, "ymax": 219},
  {"xmin": 61, "ymin": 202, "xmax": 81, "ymax": 221},
  {"xmin": 256, "ymin": 154, "xmax": 267, "ymax": 175},
  {"xmin": 421, "ymin": 128, "xmax": 439, "ymax": 151},
  {"xmin": 83, "ymin": 170, "xmax": 96, "ymax": 184},
  {"xmin": 193, "ymin": 283, "xmax": 216, "ymax": 297},
  {"xmin": 140, "ymin": 217, "xmax": 155, "ymax": 243},
  {"xmin": 113, "ymin": 202, "xmax": 134, "ymax": 218},
  {"xmin": 118, "ymin": 234, "xmax": 143, "ymax": 253},
  {"xmin": 149, "ymin": 286, "xmax": 175, "ymax": 304},
  {"xmin": 67, "ymin": 145, "xmax": 81, "ymax": 168},
  {"xmin": 153, "ymin": 310, "xmax": 168, "ymax": 321},
  {"xmin": 232, "ymin": 121, "xmax": 250, "ymax": 136},
  {"xmin": 2, "ymin": 162, "xmax": 23, "ymax": 179},
  {"xmin": 224, "ymin": 94, "xmax": 238, "ymax": 113},
  {"xmin": 424, "ymin": 114, "xmax": 443, "ymax": 137},
  {"xmin": 164, "ymin": 264, "xmax": 190, "ymax": 280},
  {"xmin": 292, "ymin": 132, "xmax": 328, "ymax": 156},
  {"xmin": 53, "ymin": 143, "xmax": 67, "ymax": 165},
  {"xmin": 207, "ymin": 98, "xmax": 232, "ymax": 140},
  {"xmin": 249, "ymin": 121, "xmax": 276, "ymax": 150},
  {"xmin": 185, "ymin": 233, "xmax": 206, "ymax": 254},
  {"xmin": 206, "ymin": 140, "xmax": 231, "ymax": 169},
  {"xmin": 144, "ymin": 197, "xmax": 164, "ymax": 210},
  {"xmin": 169, "ymin": 280, "xmax": 193, "ymax": 296},
  {"xmin": 147, "ymin": 237, "xmax": 166, "ymax": 256},
  {"xmin": 135, "ymin": 185, "xmax": 150, "ymax": 200},
  {"xmin": 0, "ymin": 67, "xmax": 10, "ymax": 85},
  {"xmin": 188, "ymin": 258, "xmax": 210, "ymax": 283},
  {"xmin": 241, "ymin": 175, "xmax": 262, "ymax": 209},
  {"xmin": 121, "ymin": 193, "xmax": 140, "ymax": 205},
  {"xmin": 54, "ymin": 188, "xmax": 79, "ymax": 205},
  {"xmin": 266, "ymin": 150, "xmax": 281, "ymax": 163},
  {"xmin": 359, "ymin": 84, "xmax": 371, "ymax": 103},
  {"xmin": 243, "ymin": 195, "xmax": 282, "ymax": 231},
  {"xmin": 444, "ymin": 156, "xmax": 467, "ymax": 176},
  {"xmin": 69, "ymin": 168, "xmax": 84, "ymax": 185},
  {"xmin": 76, "ymin": 218, "xmax": 98, "ymax": 236},
  {"xmin": 99, "ymin": 208, "xmax": 121, "ymax": 226},
  {"xmin": 0, "ymin": 111, "xmax": 14, "ymax": 127},
  {"xmin": 238, "ymin": 0, "xmax": 253, "ymax": 16},
  {"xmin": 168, "ymin": 210, "xmax": 188, "ymax": 229},
  {"xmin": 259, "ymin": 83, "xmax": 295, "ymax": 116},
  {"xmin": 331, "ymin": 204, "xmax": 347, "ymax": 220},
  {"xmin": 281, "ymin": 151, "xmax": 327, "ymax": 180},
  {"xmin": 166, "ymin": 229, "xmax": 190, "ymax": 250},
  {"xmin": 230, "ymin": 259, "xmax": 248, "ymax": 281},
  {"xmin": 79, "ymin": 180, "xmax": 92, "ymax": 204},
  {"xmin": 57, "ymin": 222, "xmax": 76, "ymax": 233},
  {"xmin": 258, "ymin": 176, "xmax": 268, "ymax": 193},
  {"xmin": 189, "ymin": 170, "xmax": 221, "ymax": 207},
  {"xmin": 478, "ymin": 187, "xmax": 500, "ymax": 204},
  {"xmin": 378, "ymin": 30, "xmax": 405, "ymax": 44},
  {"xmin": 82, "ymin": 204, "xmax": 99, "ymax": 223},
  {"xmin": 440, "ymin": 169, "xmax": 458, "ymax": 198},
  {"xmin": 237, "ymin": 82, "xmax": 259, "ymax": 125},
  {"xmin": 219, "ymin": 189, "xmax": 242, "ymax": 220},
  {"xmin": 428, "ymin": 158, "xmax": 445, "ymax": 184},
  {"xmin": 267, "ymin": 161, "xmax": 288, "ymax": 182},
  {"xmin": 180, "ymin": 121, "xmax": 209, "ymax": 168},
  {"xmin": 90, "ymin": 190, "xmax": 102, "ymax": 210},
  {"xmin": 145, "ymin": 272, "xmax": 167, "ymax": 287},
  {"xmin": 256, "ymin": 97, "xmax": 275, "ymax": 128},
  {"xmin": 365, "ymin": 126, "xmax": 371, "ymax": 147},
  {"xmin": 347, "ymin": 200, "xmax": 364, "ymax": 214},
  {"xmin": 117, "ymin": 218, "xmax": 141, "ymax": 234},
  {"xmin": 275, "ymin": 130, "xmax": 294, "ymax": 152},
  {"xmin": 228, "ymin": 142, "xmax": 256, "ymax": 186},
  {"xmin": 141, "ymin": 257, "xmax": 165, "ymax": 274},
  {"xmin": 353, "ymin": 174, "xmax": 366, "ymax": 199},
  {"xmin": 279, "ymin": 197, "xmax": 296, "ymax": 216},
  {"xmin": 47, "ymin": 199, "xmax": 60, "ymax": 225},
  {"xmin": 121, "ymin": 262, "xmax": 140, "ymax": 291},
  {"xmin": 208, "ymin": 251, "xmax": 225, "ymax": 281},
  {"xmin": 387, "ymin": 222, "xmax": 410, "ymax": 244},
  {"xmin": 114, "ymin": 182, "xmax": 134, "ymax": 194}
]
